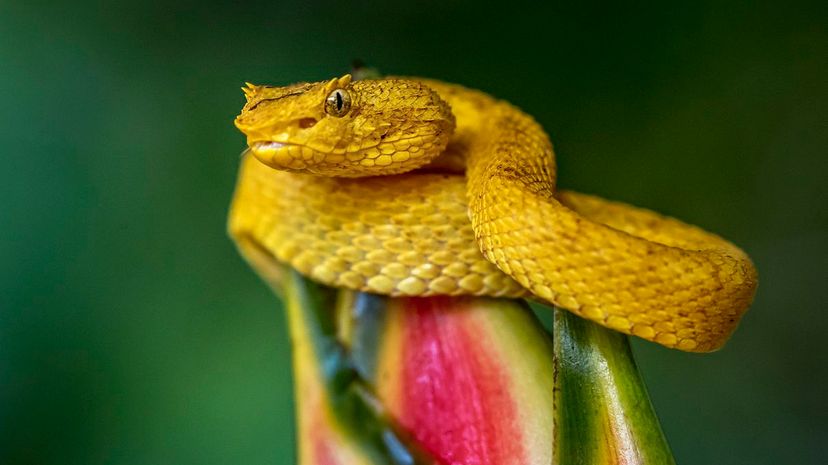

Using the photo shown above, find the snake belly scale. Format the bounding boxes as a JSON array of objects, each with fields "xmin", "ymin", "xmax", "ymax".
[{"xmin": 229, "ymin": 74, "xmax": 758, "ymax": 352}]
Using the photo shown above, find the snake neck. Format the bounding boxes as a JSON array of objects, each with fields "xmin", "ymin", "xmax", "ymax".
[{"xmin": 415, "ymin": 79, "xmax": 557, "ymax": 203}]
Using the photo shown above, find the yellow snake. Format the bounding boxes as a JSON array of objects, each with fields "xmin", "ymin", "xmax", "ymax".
[{"xmin": 228, "ymin": 74, "xmax": 758, "ymax": 352}]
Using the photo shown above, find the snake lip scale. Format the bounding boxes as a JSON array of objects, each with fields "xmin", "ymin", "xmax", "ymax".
[
  {"xmin": 253, "ymin": 141, "xmax": 288, "ymax": 151},
  {"xmin": 229, "ymin": 74, "xmax": 758, "ymax": 353}
]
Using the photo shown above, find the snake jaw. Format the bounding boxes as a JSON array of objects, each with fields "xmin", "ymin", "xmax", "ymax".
[{"xmin": 249, "ymin": 140, "xmax": 315, "ymax": 172}]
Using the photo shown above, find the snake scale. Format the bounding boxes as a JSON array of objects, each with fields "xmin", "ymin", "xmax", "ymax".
[{"xmin": 228, "ymin": 74, "xmax": 758, "ymax": 352}]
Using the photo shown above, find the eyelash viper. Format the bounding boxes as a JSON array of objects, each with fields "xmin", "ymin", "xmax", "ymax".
[{"xmin": 229, "ymin": 74, "xmax": 758, "ymax": 352}]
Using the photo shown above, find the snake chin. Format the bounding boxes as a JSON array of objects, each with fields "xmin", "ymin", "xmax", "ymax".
[{"xmin": 248, "ymin": 140, "xmax": 307, "ymax": 171}]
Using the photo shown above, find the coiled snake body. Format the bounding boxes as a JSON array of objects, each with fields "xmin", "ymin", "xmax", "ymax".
[{"xmin": 229, "ymin": 74, "xmax": 757, "ymax": 352}]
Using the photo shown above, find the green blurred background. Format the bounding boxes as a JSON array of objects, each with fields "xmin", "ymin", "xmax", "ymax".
[{"xmin": 2, "ymin": 1, "xmax": 826, "ymax": 463}]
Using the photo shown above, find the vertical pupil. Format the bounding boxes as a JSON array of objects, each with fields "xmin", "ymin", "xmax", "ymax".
[{"xmin": 335, "ymin": 91, "xmax": 343, "ymax": 111}]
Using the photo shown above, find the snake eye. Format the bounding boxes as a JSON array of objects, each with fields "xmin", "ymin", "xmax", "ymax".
[{"xmin": 324, "ymin": 88, "xmax": 351, "ymax": 117}]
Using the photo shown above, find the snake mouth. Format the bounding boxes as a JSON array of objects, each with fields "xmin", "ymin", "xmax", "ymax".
[
  {"xmin": 250, "ymin": 141, "xmax": 290, "ymax": 154},
  {"xmin": 249, "ymin": 140, "xmax": 298, "ymax": 163}
]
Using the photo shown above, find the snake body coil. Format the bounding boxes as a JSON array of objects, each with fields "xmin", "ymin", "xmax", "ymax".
[{"xmin": 229, "ymin": 74, "xmax": 757, "ymax": 352}]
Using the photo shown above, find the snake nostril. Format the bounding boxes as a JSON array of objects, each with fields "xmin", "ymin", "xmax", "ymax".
[{"xmin": 298, "ymin": 117, "xmax": 317, "ymax": 129}]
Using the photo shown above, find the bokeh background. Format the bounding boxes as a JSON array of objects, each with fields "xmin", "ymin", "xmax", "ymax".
[{"xmin": 2, "ymin": 1, "xmax": 826, "ymax": 463}]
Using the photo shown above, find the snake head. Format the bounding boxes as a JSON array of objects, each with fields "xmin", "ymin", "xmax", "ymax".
[{"xmin": 235, "ymin": 74, "xmax": 455, "ymax": 177}]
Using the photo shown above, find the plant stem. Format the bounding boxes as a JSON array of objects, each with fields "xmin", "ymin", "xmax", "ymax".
[{"xmin": 552, "ymin": 307, "xmax": 675, "ymax": 465}]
